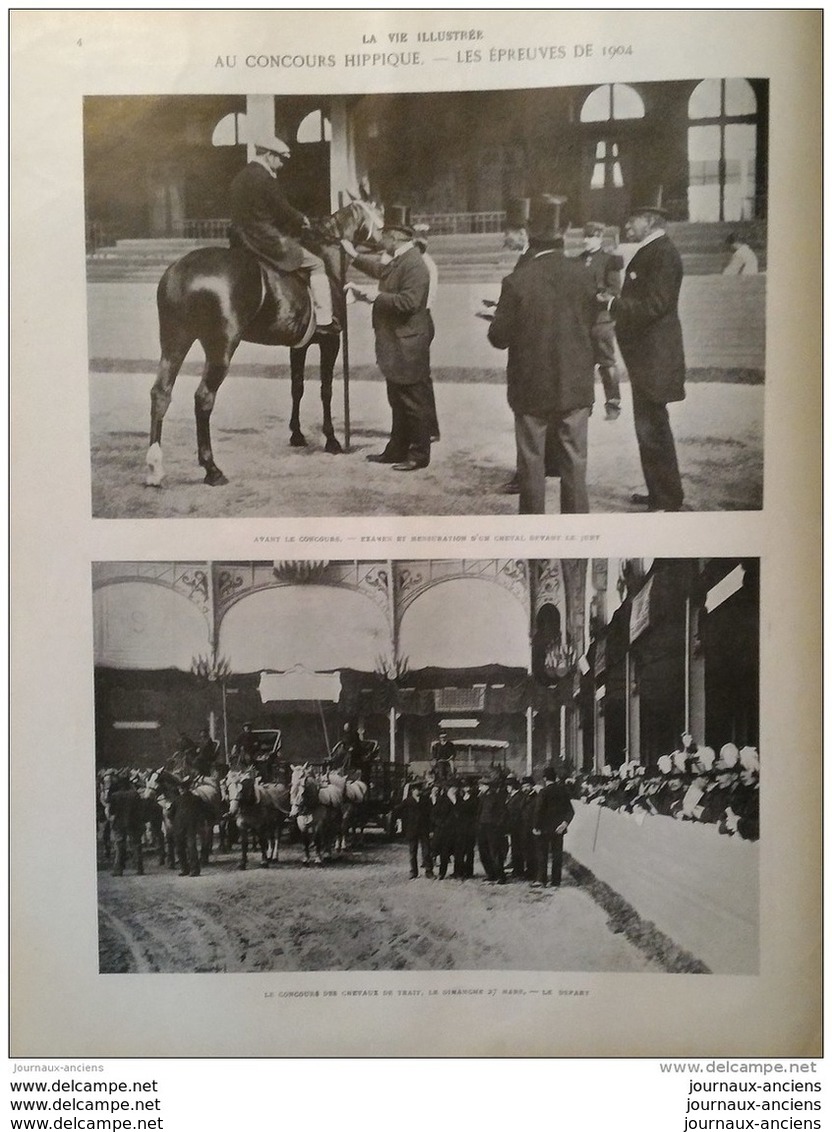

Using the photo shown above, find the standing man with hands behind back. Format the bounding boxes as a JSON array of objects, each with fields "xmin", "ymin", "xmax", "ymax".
[{"xmin": 488, "ymin": 194, "xmax": 597, "ymax": 514}]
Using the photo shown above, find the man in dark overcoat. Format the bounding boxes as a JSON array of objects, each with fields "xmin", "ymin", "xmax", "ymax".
[
  {"xmin": 343, "ymin": 205, "xmax": 434, "ymax": 470},
  {"xmin": 394, "ymin": 782, "xmax": 435, "ymax": 879},
  {"xmin": 607, "ymin": 204, "xmax": 686, "ymax": 511},
  {"xmin": 453, "ymin": 781, "xmax": 478, "ymax": 879},
  {"xmin": 430, "ymin": 785, "xmax": 458, "ymax": 880},
  {"xmin": 228, "ymin": 132, "xmax": 337, "ymax": 333},
  {"xmin": 488, "ymin": 194, "xmax": 598, "ymax": 513},
  {"xmin": 531, "ymin": 766, "xmax": 574, "ymax": 888},
  {"xmin": 505, "ymin": 776, "xmax": 531, "ymax": 878},
  {"xmin": 477, "ymin": 778, "xmax": 508, "ymax": 884}
]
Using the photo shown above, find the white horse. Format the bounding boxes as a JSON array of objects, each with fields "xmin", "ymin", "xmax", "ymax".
[
  {"xmin": 289, "ymin": 764, "xmax": 345, "ymax": 865},
  {"xmin": 224, "ymin": 768, "xmax": 290, "ymax": 870}
]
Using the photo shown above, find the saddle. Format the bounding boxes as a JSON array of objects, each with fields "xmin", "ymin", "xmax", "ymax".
[{"xmin": 243, "ymin": 262, "xmax": 319, "ymax": 348}]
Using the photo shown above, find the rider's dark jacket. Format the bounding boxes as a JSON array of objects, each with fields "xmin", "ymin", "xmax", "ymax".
[{"xmin": 229, "ymin": 161, "xmax": 307, "ymax": 272}]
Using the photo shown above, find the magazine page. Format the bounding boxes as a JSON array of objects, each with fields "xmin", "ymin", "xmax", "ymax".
[{"xmin": 9, "ymin": 8, "xmax": 821, "ymax": 1066}]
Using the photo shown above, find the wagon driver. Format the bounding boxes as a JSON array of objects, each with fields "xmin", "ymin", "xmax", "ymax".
[{"xmin": 228, "ymin": 132, "xmax": 339, "ymax": 334}]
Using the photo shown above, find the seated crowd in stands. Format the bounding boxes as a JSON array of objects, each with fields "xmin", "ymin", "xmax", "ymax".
[{"xmin": 569, "ymin": 739, "xmax": 759, "ymax": 841}]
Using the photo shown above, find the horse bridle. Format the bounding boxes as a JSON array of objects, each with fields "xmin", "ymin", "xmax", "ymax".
[{"xmin": 352, "ymin": 199, "xmax": 383, "ymax": 245}]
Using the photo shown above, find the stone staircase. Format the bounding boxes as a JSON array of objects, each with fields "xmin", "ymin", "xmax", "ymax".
[{"xmin": 87, "ymin": 222, "xmax": 766, "ymax": 283}]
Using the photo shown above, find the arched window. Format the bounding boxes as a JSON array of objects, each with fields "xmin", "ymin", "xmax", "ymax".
[
  {"xmin": 212, "ymin": 112, "xmax": 246, "ymax": 147},
  {"xmin": 687, "ymin": 79, "xmax": 758, "ymax": 221},
  {"xmin": 297, "ymin": 110, "xmax": 332, "ymax": 144},
  {"xmin": 590, "ymin": 140, "xmax": 624, "ymax": 189},
  {"xmin": 580, "ymin": 83, "xmax": 645, "ymax": 122}
]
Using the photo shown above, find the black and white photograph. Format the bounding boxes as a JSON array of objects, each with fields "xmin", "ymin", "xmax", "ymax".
[
  {"xmin": 86, "ymin": 79, "xmax": 767, "ymax": 517},
  {"xmin": 94, "ymin": 557, "xmax": 760, "ymax": 976}
]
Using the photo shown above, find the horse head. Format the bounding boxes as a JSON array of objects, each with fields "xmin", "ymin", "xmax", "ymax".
[
  {"xmin": 225, "ymin": 771, "xmax": 255, "ymax": 816},
  {"xmin": 322, "ymin": 198, "xmax": 384, "ymax": 250},
  {"xmin": 289, "ymin": 763, "xmax": 313, "ymax": 817}
]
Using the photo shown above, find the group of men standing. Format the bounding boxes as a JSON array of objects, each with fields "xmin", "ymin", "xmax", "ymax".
[
  {"xmin": 395, "ymin": 766, "xmax": 574, "ymax": 889},
  {"xmin": 487, "ymin": 194, "xmax": 687, "ymax": 515},
  {"xmin": 228, "ymin": 133, "xmax": 688, "ymax": 514}
]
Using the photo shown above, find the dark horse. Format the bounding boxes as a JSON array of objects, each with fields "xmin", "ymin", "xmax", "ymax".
[{"xmin": 145, "ymin": 197, "xmax": 384, "ymax": 487}]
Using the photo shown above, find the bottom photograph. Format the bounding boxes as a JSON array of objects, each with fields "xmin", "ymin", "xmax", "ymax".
[{"xmin": 92, "ymin": 556, "xmax": 759, "ymax": 977}]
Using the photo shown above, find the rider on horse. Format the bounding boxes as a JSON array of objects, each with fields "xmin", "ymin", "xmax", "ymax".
[
  {"xmin": 327, "ymin": 721, "xmax": 371, "ymax": 778},
  {"xmin": 228, "ymin": 132, "xmax": 339, "ymax": 335}
]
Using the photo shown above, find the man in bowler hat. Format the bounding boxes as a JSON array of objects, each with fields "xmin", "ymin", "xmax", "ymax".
[
  {"xmin": 342, "ymin": 205, "xmax": 434, "ymax": 471},
  {"xmin": 603, "ymin": 203, "xmax": 687, "ymax": 511},
  {"xmin": 488, "ymin": 194, "xmax": 597, "ymax": 513}
]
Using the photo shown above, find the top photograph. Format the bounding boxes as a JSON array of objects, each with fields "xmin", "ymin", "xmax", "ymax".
[{"xmin": 85, "ymin": 79, "xmax": 767, "ymax": 518}]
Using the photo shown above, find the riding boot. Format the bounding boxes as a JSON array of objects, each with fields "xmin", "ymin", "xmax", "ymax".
[{"xmin": 309, "ymin": 265, "xmax": 336, "ymax": 330}]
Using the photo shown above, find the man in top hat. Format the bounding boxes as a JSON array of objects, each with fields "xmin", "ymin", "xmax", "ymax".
[
  {"xmin": 530, "ymin": 766, "xmax": 574, "ymax": 888},
  {"xmin": 603, "ymin": 203, "xmax": 686, "ymax": 512},
  {"xmin": 341, "ymin": 205, "xmax": 434, "ymax": 471},
  {"xmin": 488, "ymin": 194, "xmax": 597, "ymax": 514},
  {"xmin": 578, "ymin": 221, "xmax": 624, "ymax": 419},
  {"xmin": 194, "ymin": 727, "xmax": 220, "ymax": 778},
  {"xmin": 481, "ymin": 197, "xmax": 560, "ymax": 495},
  {"xmin": 228, "ymin": 132, "xmax": 338, "ymax": 334},
  {"xmin": 476, "ymin": 776, "xmax": 508, "ymax": 883},
  {"xmin": 231, "ymin": 721, "xmax": 259, "ymax": 769}
]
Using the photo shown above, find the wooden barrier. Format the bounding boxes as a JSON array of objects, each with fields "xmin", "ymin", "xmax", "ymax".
[{"xmin": 567, "ymin": 800, "xmax": 759, "ymax": 974}]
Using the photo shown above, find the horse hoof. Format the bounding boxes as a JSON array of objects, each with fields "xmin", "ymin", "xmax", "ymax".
[
  {"xmin": 325, "ymin": 438, "xmax": 343, "ymax": 455},
  {"xmin": 190, "ymin": 870, "xmax": 201, "ymax": 877},
  {"xmin": 204, "ymin": 470, "xmax": 229, "ymax": 486},
  {"xmin": 290, "ymin": 433, "xmax": 308, "ymax": 448},
  {"xmin": 178, "ymin": 870, "xmax": 189, "ymax": 877},
  {"xmin": 237, "ymin": 863, "xmax": 247, "ymax": 871},
  {"xmin": 259, "ymin": 861, "xmax": 269, "ymax": 869}
]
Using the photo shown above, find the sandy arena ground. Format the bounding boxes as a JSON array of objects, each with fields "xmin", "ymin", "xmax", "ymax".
[
  {"xmin": 91, "ymin": 372, "xmax": 763, "ymax": 518},
  {"xmin": 88, "ymin": 277, "xmax": 764, "ymax": 517},
  {"xmin": 97, "ymin": 835, "xmax": 664, "ymax": 975}
]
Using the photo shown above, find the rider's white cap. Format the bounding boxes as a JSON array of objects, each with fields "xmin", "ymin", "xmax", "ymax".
[{"xmin": 251, "ymin": 132, "xmax": 291, "ymax": 157}]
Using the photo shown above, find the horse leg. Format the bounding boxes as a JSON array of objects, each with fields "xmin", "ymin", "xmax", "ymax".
[
  {"xmin": 319, "ymin": 335, "xmax": 343, "ymax": 454},
  {"xmin": 195, "ymin": 339, "xmax": 237, "ymax": 485},
  {"xmin": 146, "ymin": 332, "xmax": 191, "ymax": 487},
  {"xmin": 259, "ymin": 825, "xmax": 270, "ymax": 868},
  {"xmin": 238, "ymin": 827, "xmax": 248, "ymax": 871},
  {"xmin": 289, "ymin": 344, "xmax": 311, "ymax": 447},
  {"xmin": 153, "ymin": 814, "xmax": 166, "ymax": 867}
]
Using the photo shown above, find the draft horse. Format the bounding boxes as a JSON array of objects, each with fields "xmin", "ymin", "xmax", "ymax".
[
  {"xmin": 145, "ymin": 196, "xmax": 384, "ymax": 488},
  {"xmin": 147, "ymin": 770, "xmax": 222, "ymax": 877},
  {"xmin": 289, "ymin": 764, "xmax": 343, "ymax": 866},
  {"xmin": 224, "ymin": 769, "xmax": 291, "ymax": 870}
]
